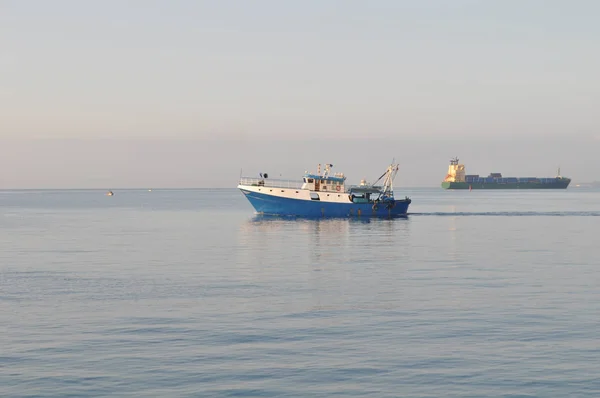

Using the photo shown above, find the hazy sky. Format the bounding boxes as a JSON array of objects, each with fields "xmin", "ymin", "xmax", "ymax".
[{"xmin": 1, "ymin": 0, "xmax": 599, "ymax": 187}]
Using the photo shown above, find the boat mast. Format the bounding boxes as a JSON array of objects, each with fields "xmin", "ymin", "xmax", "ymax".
[{"xmin": 382, "ymin": 163, "xmax": 399, "ymax": 196}]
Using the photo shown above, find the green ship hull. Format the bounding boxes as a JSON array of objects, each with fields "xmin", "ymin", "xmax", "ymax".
[{"xmin": 441, "ymin": 180, "xmax": 571, "ymax": 190}]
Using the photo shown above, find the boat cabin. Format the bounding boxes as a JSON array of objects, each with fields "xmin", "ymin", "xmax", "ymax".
[
  {"xmin": 301, "ymin": 175, "xmax": 346, "ymax": 192},
  {"xmin": 301, "ymin": 163, "xmax": 347, "ymax": 193},
  {"xmin": 347, "ymin": 185, "xmax": 385, "ymax": 203}
]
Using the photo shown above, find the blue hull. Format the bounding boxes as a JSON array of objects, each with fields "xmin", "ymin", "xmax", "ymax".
[{"xmin": 240, "ymin": 189, "xmax": 411, "ymax": 218}]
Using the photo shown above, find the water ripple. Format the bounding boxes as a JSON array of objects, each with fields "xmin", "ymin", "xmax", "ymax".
[{"xmin": 1, "ymin": 189, "xmax": 600, "ymax": 397}]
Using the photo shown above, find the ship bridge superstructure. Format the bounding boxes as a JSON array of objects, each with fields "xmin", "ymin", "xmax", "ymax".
[
  {"xmin": 444, "ymin": 157, "xmax": 466, "ymax": 183},
  {"xmin": 301, "ymin": 163, "xmax": 347, "ymax": 193}
]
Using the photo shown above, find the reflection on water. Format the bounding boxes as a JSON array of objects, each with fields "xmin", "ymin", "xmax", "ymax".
[
  {"xmin": 236, "ymin": 215, "xmax": 413, "ymax": 279},
  {"xmin": 247, "ymin": 213, "xmax": 408, "ymax": 223},
  {"xmin": 446, "ymin": 216, "xmax": 460, "ymax": 263},
  {"xmin": 234, "ymin": 213, "xmax": 414, "ymax": 316},
  {"xmin": 238, "ymin": 215, "xmax": 411, "ymax": 243}
]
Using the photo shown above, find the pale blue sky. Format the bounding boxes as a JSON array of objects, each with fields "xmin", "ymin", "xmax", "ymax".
[{"xmin": 1, "ymin": 1, "xmax": 599, "ymax": 187}]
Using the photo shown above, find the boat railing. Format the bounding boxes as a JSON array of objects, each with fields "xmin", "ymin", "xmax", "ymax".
[{"xmin": 239, "ymin": 177, "xmax": 304, "ymax": 189}]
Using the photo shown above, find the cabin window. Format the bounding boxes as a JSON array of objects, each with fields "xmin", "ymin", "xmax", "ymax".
[
  {"xmin": 323, "ymin": 186, "xmax": 327, "ymax": 190},
  {"xmin": 281, "ymin": 190, "xmax": 284, "ymax": 192},
  {"xmin": 308, "ymin": 178, "xmax": 314, "ymax": 183},
  {"xmin": 295, "ymin": 191, "xmax": 299, "ymax": 193}
]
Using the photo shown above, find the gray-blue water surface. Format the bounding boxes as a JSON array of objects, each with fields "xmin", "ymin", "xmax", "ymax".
[{"xmin": 1, "ymin": 188, "xmax": 599, "ymax": 397}]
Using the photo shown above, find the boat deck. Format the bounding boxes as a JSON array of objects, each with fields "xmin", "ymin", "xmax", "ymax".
[{"xmin": 239, "ymin": 178, "xmax": 304, "ymax": 189}]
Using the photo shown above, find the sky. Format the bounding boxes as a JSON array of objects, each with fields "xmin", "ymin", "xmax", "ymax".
[{"xmin": 1, "ymin": 0, "xmax": 599, "ymax": 188}]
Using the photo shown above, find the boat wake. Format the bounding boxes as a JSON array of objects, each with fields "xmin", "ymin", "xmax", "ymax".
[{"xmin": 409, "ymin": 211, "xmax": 600, "ymax": 217}]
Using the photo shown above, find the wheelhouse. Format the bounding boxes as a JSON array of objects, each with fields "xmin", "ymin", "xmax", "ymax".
[{"xmin": 301, "ymin": 163, "xmax": 347, "ymax": 193}]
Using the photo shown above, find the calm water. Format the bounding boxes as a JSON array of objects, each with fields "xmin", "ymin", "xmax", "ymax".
[{"xmin": 1, "ymin": 188, "xmax": 599, "ymax": 397}]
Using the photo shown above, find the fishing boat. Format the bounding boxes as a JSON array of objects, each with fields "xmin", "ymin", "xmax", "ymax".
[
  {"xmin": 237, "ymin": 162, "xmax": 411, "ymax": 217},
  {"xmin": 106, "ymin": 190, "xmax": 114, "ymax": 196}
]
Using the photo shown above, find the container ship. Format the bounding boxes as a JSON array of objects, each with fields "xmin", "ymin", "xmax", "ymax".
[{"xmin": 441, "ymin": 158, "xmax": 571, "ymax": 189}]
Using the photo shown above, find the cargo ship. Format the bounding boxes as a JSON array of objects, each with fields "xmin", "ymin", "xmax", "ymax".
[{"xmin": 441, "ymin": 158, "xmax": 571, "ymax": 189}]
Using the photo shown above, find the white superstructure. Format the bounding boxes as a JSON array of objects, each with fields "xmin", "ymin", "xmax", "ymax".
[{"xmin": 443, "ymin": 157, "xmax": 466, "ymax": 183}]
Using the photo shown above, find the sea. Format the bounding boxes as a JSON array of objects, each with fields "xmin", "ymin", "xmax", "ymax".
[{"xmin": 1, "ymin": 188, "xmax": 599, "ymax": 397}]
